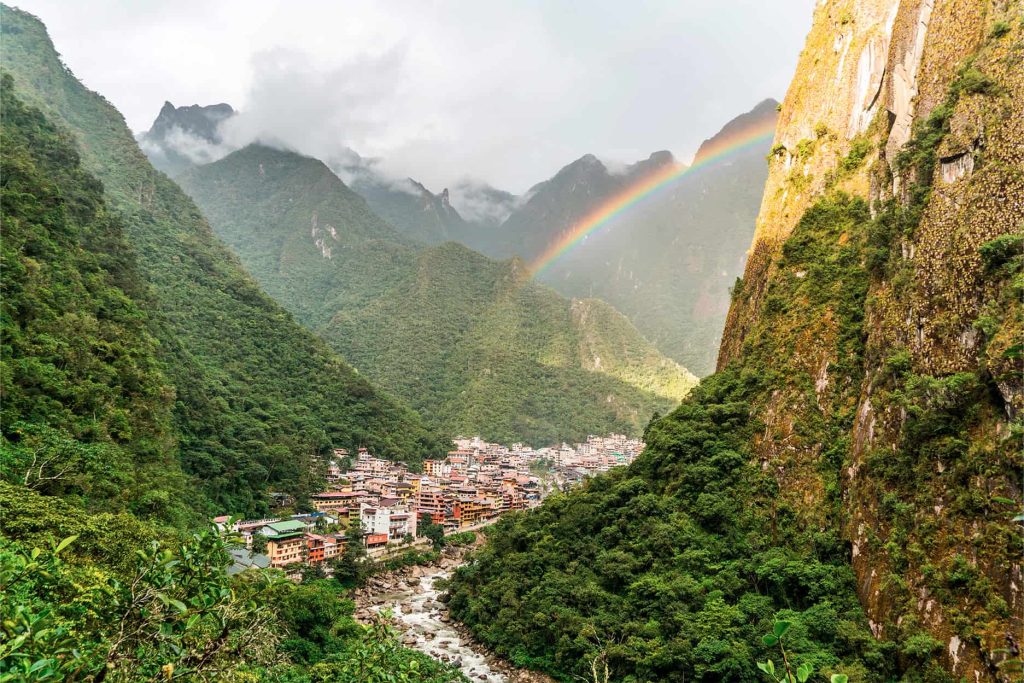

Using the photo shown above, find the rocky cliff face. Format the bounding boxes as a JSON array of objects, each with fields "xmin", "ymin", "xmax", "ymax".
[
  {"xmin": 720, "ymin": 0, "xmax": 1023, "ymax": 679},
  {"xmin": 137, "ymin": 101, "xmax": 234, "ymax": 175}
]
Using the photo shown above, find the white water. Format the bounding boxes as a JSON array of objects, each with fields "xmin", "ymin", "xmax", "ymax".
[{"xmin": 370, "ymin": 569, "xmax": 507, "ymax": 682}]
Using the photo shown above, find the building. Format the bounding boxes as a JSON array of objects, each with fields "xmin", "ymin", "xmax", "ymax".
[
  {"xmin": 227, "ymin": 547, "xmax": 271, "ymax": 575},
  {"xmin": 311, "ymin": 491, "xmax": 359, "ymax": 514},
  {"xmin": 262, "ymin": 520, "xmax": 307, "ymax": 568},
  {"xmin": 360, "ymin": 503, "xmax": 418, "ymax": 541}
]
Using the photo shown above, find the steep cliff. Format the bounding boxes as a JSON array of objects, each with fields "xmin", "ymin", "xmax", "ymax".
[
  {"xmin": 719, "ymin": 0, "xmax": 1023, "ymax": 678},
  {"xmin": 447, "ymin": 2, "xmax": 1022, "ymax": 681}
]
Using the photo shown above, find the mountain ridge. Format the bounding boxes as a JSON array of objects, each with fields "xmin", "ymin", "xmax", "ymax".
[
  {"xmin": 176, "ymin": 142, "xmax": 698, "ymax": 445},
  {"xmin": 0, "ymin": 5, "xmax": 448, "ymax": 517},
  {"xmin": 458, "ymin": 100, "xmax": 777, "ymax": 374}
]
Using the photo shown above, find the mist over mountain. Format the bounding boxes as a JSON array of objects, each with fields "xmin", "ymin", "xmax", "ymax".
[
  {"xmin": 176, "ymin": 143, "xmax": 697, "ymax": 445},
  {"xmin": 136, "ymin": 101, "xmax": 235, "ymax": 175},
  {"xmin": 448, "ymin": 179, "xmax": 519, "ymax": 227},
  {"xmin": 138, "ymin": 96, "xmax": 776, "ymax": 376},
  {"xmin": 456, "ymin": 100, "xmax": 778, "ymax": 375},
  {"xmin": 138, "ymin": 101, "xmax": 513, "ymax": 247}
]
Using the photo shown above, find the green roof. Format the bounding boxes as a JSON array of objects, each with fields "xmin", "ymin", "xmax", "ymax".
[{"xmin": 264, "ymin": 520, "xmax": 306, "ymax": 537}]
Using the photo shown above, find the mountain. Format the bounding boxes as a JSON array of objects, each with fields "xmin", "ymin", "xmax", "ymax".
[
  {"xmin": 463, "ymin": 102, "xmax": 777, "ymax": 375},
  {"xmin": 137, "ymin": 102, "xmax": 509, "ymax": 248},
  {"xmin": 0, "ymin": 5, "xmax": 447, "ymax": 518},
  {"xmin": 346, "ymin": 171, "xmax": 473, "ymax": 245},
  {"xmin": 176, "ymin": 143, "xmax": 697, "ymax": 445},
  {"xmin": 0, "ymin": 74, "xmax": 190, "ymax": 522},
  {"xmin": 448, "ymin": 179, "xmax": 519, "ymax": 228},
  {"xmin": 136, "ymin": 101, "xmax": 234, "ymax": 175},
  {"xmin": 447, "ymin": 3, "xmax": 1022, "ymax": 682},
  {"xmin": 333, "ymin": 154, "xmax": 521, "ymax": 246},
  {"xmin": 0, "ymin": 80, "xmax": 462, "ymax": 683},
  {"xmin": 470, "ymin": 151, "xmax": 677, "ymax": 260}
]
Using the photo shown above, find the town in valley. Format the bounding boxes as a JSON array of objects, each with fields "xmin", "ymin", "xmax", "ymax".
[{"xmin": 215, "ymin": 434, "xmax": 645, "ymax": 572}]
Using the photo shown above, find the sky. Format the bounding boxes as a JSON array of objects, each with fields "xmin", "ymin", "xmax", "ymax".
[{"xmin": 13, "ymin": 0, "xmax": 816, "ymax": 193}]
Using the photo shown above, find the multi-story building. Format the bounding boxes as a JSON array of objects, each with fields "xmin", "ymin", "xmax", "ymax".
[
  {"xmin": 311, "ymin": 491, "xmax": 359, "ymax": 514},
  {"xmin": 416, "ymin": 482, "xmax": 446, "ymax": 524},
  {"xmin": 262, "ymin": 520, "xmax": 306, "ymax": 568},
  {"xmin": 360, "ymin": 503, "xmax": 418, "ymax": 541}
]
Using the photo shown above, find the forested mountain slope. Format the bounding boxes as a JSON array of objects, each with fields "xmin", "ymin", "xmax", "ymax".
[
  {"xmin": 447, "ymin": 2, "xmax": 1023, "ymax": 681},
  {"xmin": 0, "ymin": 93, "xmax": 459, "ymax": 678},
  {"xmin": 178, "ymin": 144, "xmax": 697, "ymax": 445},
  {"xmin": 0, "ymin": 5, "xmax": 447, "ymax": 517},
  {"xmin": 460, "ymin": 101, "xmax": 777, "ymax": 375},
  {"xmin": 0, "ymin": 75, "xmax": 190, "ymax": 522}
]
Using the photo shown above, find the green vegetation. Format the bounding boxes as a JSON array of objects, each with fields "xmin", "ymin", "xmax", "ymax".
[
  {"xmin": 0, "ymin": 74, "xmax": 189, "ymax": 523},
  {"xmin": 177, "ymin": 144, "xmax": 697, "ymax": 445},
  {"xmin": 989, "ymin": 20, "xmax": 1011, "ymax": 39},
  {"xmin": 446, "ymin": 193, "xmax": 963, "ymax": 681},
  {"xmin": 0, "ymin": 6, "xmax": 448, "ymax": 518},
  {"xmin": 445, "ymin": 531, "xmax": 478, "ymax": 547},
  {"xmin": 448, "ymin": 369, "xmax": 890, "ymax": 681},
  {"xmin": 838, "ymin": 138, "xmax": 873, "ymax": 176},
  {"xmin": 0, "ymin": 483, "xmax": 464, "ymax": 682}
]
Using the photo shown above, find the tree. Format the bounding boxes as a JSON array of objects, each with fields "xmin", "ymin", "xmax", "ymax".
[
  {"xmin": 251, "ymin": 533, "xmax": 269, "ymax": 554},
  {"xmin": 301, "ymin": 563, "xmax": 328, "ymax": 584},
  {"xmin": 419, "ymin": 522, "xmax": 445, "ymax": 550},
  {"xmin": 332, "ymin": 533, "xmax": 371, "ymax": 588},
  {"xmin": 0, "ymin": 527, "xmax": 285, "ymax": 681}
]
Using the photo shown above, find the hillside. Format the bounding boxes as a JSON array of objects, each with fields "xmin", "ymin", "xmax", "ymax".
[
  {"xmin": 447, "ymin": 3, "xmax": 1022, "ymax": 682},
  {"xmin": 344, "ymin": 167, "xmax": 476, "ymax": 246},
  {"xmin": 177, "ymin": 143, "xmax": 697, "ymax": 445},
  {"xmin": 459, "ymin": 102, "xmax": 776, "ymax": 375},
  {"xmin": 0, "ymin": 5, "xmax": 448, "ymax": 517},
  {"xmin": 0, "ymin": 74, "xmax": 189, "ymax": 522},
  {"xmin": 0, "ymin": 76, "xmax": 468, "ymax": 682}
]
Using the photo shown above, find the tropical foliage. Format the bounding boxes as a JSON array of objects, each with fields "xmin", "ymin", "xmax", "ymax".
[
  {"xmin": 0, "ymin": 6, "xmax": 448, "ymax": 518},
  {"xmin": 0, "ymin": 483, "xmax": 464, "ymax": 683}
]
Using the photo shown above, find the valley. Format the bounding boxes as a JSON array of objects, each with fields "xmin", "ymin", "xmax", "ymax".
[{"xmin": 1, "ymin": 1, "xmax": 1021, "ymax": 683}]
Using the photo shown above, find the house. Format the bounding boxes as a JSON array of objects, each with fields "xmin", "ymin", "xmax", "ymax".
[
  {"xmin": 360, "ymin": 503, "xmax": 417, "ymax": 542},
  {"xmin": 227, "ymin": 547, "xmax": 271, "ymax": 575},
  {"xmin": 365, "ymin": 533, "xmax": 388, "ymax": 551},
  {"xmin": 262, "ymin": 520, "xmax": 307, "ymax": 568},
  {"xmin": 311, "ymin": 490, "xmax": 359, "ymax": 513}
]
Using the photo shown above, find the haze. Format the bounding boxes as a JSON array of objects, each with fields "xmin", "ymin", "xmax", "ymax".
[{"xmin": 13, "ymin": 0, "xmax": 815, "ymax": 192}]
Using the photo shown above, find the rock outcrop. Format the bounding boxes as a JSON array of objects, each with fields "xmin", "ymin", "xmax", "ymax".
[{"xmin": 719, "ymin": 1, "xmax": 1023, "ymax": 680}]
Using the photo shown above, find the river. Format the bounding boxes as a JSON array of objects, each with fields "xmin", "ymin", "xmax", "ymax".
[
  {"xmin": 354, "ymin": 553, "xmax": 553, "ymax": 683},
  {"xmin": 369, "ymin": 567, "xmax": 508, "ymax": 681}
]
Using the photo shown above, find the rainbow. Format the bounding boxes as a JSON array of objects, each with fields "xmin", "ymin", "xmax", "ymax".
[{"xmin": 529, "ymin": 117, "xmax": 778, "ymax": 276}]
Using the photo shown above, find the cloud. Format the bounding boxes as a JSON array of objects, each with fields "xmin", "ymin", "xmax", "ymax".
[
  {"xmin": 144, "ymin": 125, "xmax": 234, "ymax": 164},
  {"xmin": 15, "ymin": 0, "xmax": 816, "ymax": 193},
  {"xmin": 220, "ymin": 45, "xmax": 410, "ymax": 164},
  {"xmin": 448, "ymin": 181, "xmax": 521, "ymax": 226}
]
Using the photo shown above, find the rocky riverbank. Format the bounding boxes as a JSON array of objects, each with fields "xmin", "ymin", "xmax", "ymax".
[{"xmin": 352, "ymin": 546, "xmax": 554, "ymax": 683}]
